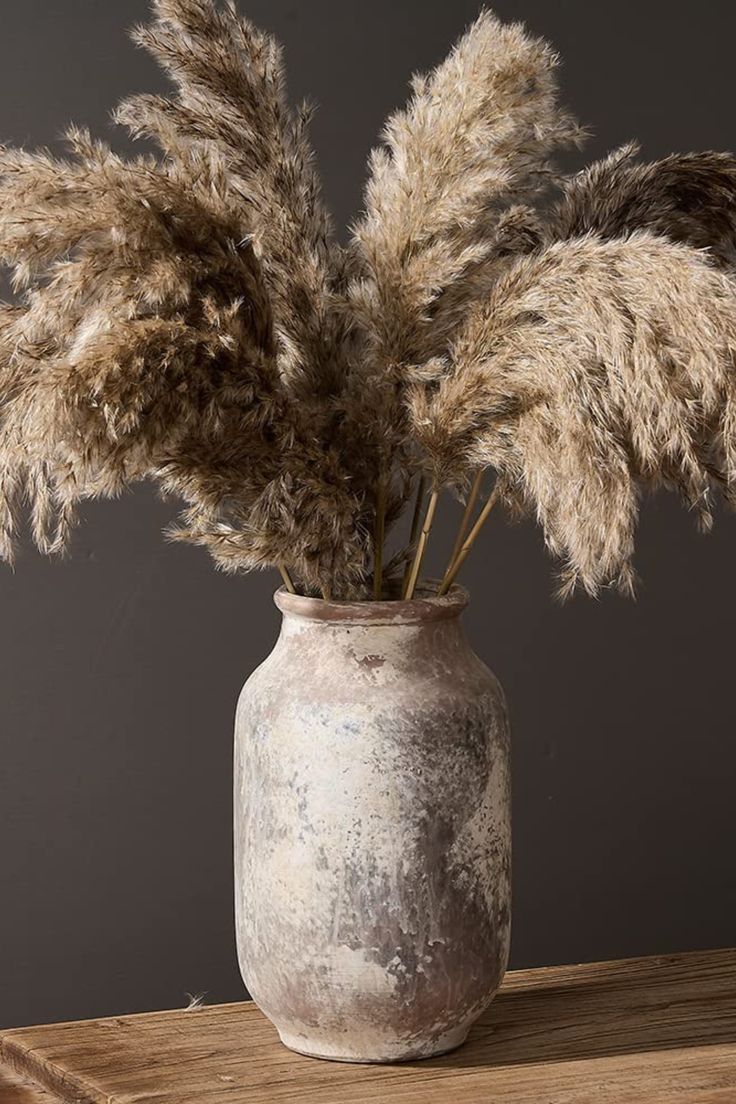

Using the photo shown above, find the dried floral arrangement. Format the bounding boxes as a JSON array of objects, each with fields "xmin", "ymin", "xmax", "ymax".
[{"xmin": 1, "ymin": 0, "xmax": 735, "ymax": 602}]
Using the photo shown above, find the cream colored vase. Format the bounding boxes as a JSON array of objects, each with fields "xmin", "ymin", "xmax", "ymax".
[{"xmin": 234, "ymin": 585, "xmax": 511, "ymax": 1063}]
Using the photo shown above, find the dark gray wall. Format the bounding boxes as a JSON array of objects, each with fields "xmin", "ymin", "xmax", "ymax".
[{"xmin": 1, "ymin": 0, "xmax": 734, "ymax": 1030}]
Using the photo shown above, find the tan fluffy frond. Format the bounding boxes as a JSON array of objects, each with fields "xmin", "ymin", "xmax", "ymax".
[
  {"xmin": 410, "ymin": 234, "xmax": 736, "ymax": 596},
  {"xmin": 550, "ymin": 145, "xmax": 736, "ymax": 268},
  {"xmin": 350, "ymin": 9, "xmax": 582, "ymax": 366},
  {"xmin": 126, "ymin": 0, "xmax": 348, "ymax": 397},
  {"xmin": 340, "ymin": 9, "xmax": 581, "ymax": 546},
  {"xmin": 0, "ymin": 122, "xmax": 366, "ymax": 594}
]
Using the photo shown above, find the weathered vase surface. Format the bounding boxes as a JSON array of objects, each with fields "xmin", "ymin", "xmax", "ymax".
[{"xmin": 234, "ymin": 585, "xmax": 511, "ymax": 1063}]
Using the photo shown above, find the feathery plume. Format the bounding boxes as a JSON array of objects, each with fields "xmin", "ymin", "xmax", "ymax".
[
  {"xmin": 122, "ymin": 0, "xmax": 348, "ymax": 398},
  {"xmin": 409, "ymin": 234, "xmax": 736, "ymax": 596},
  {"xmin": 350, "ymin": 10, "xmax": 582, "ymax": 364},
  {"xmin": 0, "ymin": 123, "xmax": 366, "ymax": 595},
  {"xmin": 550, "ymin": 144, "xmax": 736, "ymax": 268},
  {"xmin": 0, "ymin": 130, "xmax": 271, "ymax": 549},
  {"xmin": 343, "ymin": 9, "xmax": 581, "ymax": 561}
]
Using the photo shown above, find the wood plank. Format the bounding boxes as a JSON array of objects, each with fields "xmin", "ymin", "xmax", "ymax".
[
  {"xmin": 0, "ymin": 1067, "xmax": 63, "ymax": 1103},
  {"xmin": 1, "ymin": 948, "xmax": 735, "ymax": 1103}
]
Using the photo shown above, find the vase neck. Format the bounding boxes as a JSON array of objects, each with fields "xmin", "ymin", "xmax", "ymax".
[{"xmin": 273, "ymin": 584, "xmax": 469, "ymax": 628}]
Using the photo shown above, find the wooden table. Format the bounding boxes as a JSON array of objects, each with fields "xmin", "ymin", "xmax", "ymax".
[{"xmin": 1, "ymin": 948, "xmax": 734, "ymax": 1103}]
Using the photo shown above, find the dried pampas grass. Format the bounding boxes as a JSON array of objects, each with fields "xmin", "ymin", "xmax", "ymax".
[
  {"xmin": 344, "ymin": 10, "xmax": 581, "ymax": 555},
  {"xmin": 1, "ymin": 1, "xmax": 735, "ymax": 600},
  {"xmin": 0, "ymin": 5, "xmax": 364, "ymax": 597},
  {"xmin": 122, "ymin": 0, "xmax": 350, "ymax": 401},
  {"xmin": 550, "ymin": 144, "xmax": 736, "ymax": 268},
  {"xmin": 410, "ymin": 233, "xmax": 736, "ymax": 596},
  {"xmin": 349, "ymin": 10, "xmax": 582, "ymax": 365}
]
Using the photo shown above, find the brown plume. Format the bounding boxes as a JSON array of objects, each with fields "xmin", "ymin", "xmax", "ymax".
[
  {"xmin": 550, "ymin": 144, "xmax": 736, "ymax": 268},
  {"xmin": 410, "ymin": 234, "xmax": 736, "ymax": 596}
]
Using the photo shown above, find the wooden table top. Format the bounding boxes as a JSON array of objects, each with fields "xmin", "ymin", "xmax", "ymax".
[{"xmin": 1, "ymin": 948, "xmax": 735, "ymax": 1103}]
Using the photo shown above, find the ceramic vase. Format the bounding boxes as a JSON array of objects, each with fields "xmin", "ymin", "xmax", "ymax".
[{"xmin": 234, "ymin": 585, "xmax": 510, "ymax": 1063}]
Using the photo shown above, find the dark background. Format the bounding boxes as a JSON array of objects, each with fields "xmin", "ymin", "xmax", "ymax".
[{"xmin": 1, "ymin": 0, "xmax": 734, "ymax": 1030}]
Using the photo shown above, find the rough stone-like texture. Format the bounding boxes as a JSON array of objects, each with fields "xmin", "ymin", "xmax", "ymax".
[{"xmin": 234, "ymin": 586, "xmax": 511, "ymax": 1063}]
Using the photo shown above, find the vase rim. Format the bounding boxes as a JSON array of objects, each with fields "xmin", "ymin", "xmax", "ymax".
[{"xmin": 274, "ymin": 582, "xmax": 469, "ymax": 625}]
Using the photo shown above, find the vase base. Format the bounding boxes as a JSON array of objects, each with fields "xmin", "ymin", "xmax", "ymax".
[{"xmin": 277, "ymin": 1024, "xmax": 470, "ymax": 1064}]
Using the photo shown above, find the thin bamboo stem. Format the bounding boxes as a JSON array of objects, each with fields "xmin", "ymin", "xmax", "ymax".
[
  {"xmin": 373, "ymin": 479, "xmax": 387, "ymax": 601},
  {"xmin": 278, "ymin": 564, "xmax": 296, "ymax": 594},
  {"xmin": 442, "ymin": 469, "xmax": 483, "ymax": 587},
  {"xmin": 402, "ymin": 475, "xmax": 426, "ymax": 591},
  {"xmin": 408, "ymin": 476, "xmax": 426, "ymax": 548},
  {"xmin": 403, "ymin": 488, "xmax": 439, "ymax": 601},
  {"xmin": 321, "ymin": 584, "xmax": 332, "ymax": 602},
  {"xmin": 438, "ymin": 486, "xmax": 500, "ymax": 596}
]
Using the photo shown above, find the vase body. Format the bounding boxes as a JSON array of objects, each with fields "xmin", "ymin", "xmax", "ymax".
[{"xmin": 234, "ymin": 586, "xmax": 511, "ymax": 1063}]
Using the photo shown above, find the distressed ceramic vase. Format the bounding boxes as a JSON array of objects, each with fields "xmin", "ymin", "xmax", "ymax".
[{"xmin": 234, "ymin": 584, "xmax": 511, "ymax": 1063}]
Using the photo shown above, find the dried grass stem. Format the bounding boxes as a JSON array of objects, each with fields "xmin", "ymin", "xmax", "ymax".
[
  {"xmin": 443, "ymin": 470, "xmax": 483, "ymax": 587},
  {"xmin": 403, "ymin": 488, "xmax": 439, "ymax": 600},
  {"xmin": 402, "ymin": 475, "xmax": 426, "ymax": 590},
  {"xmin": 278, "ymin": 564, "xmax": 296, "ymax": 594},
  {"xmin": 438, "ymin": 487, "xmax": 500, "ymax": 596}
]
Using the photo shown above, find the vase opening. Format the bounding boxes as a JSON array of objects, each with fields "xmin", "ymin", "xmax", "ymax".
[{"xmin": 274, "ymin": 582, "xmax": 469, "ymax": 625}]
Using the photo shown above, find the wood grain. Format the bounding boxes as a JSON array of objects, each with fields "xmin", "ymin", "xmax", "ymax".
[
  {"xmin": 0, "ymin": 1067, "xmax": 62, "ymax": 1103},
  {"xmin": 1, "ymin": 948, "xmax": 735, "ymax": 1103}
]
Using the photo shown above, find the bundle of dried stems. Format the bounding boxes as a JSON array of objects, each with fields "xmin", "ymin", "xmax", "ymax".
[{"xmin": 1, "ymin": 1, "xmax": 735, "ymax": 601}]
